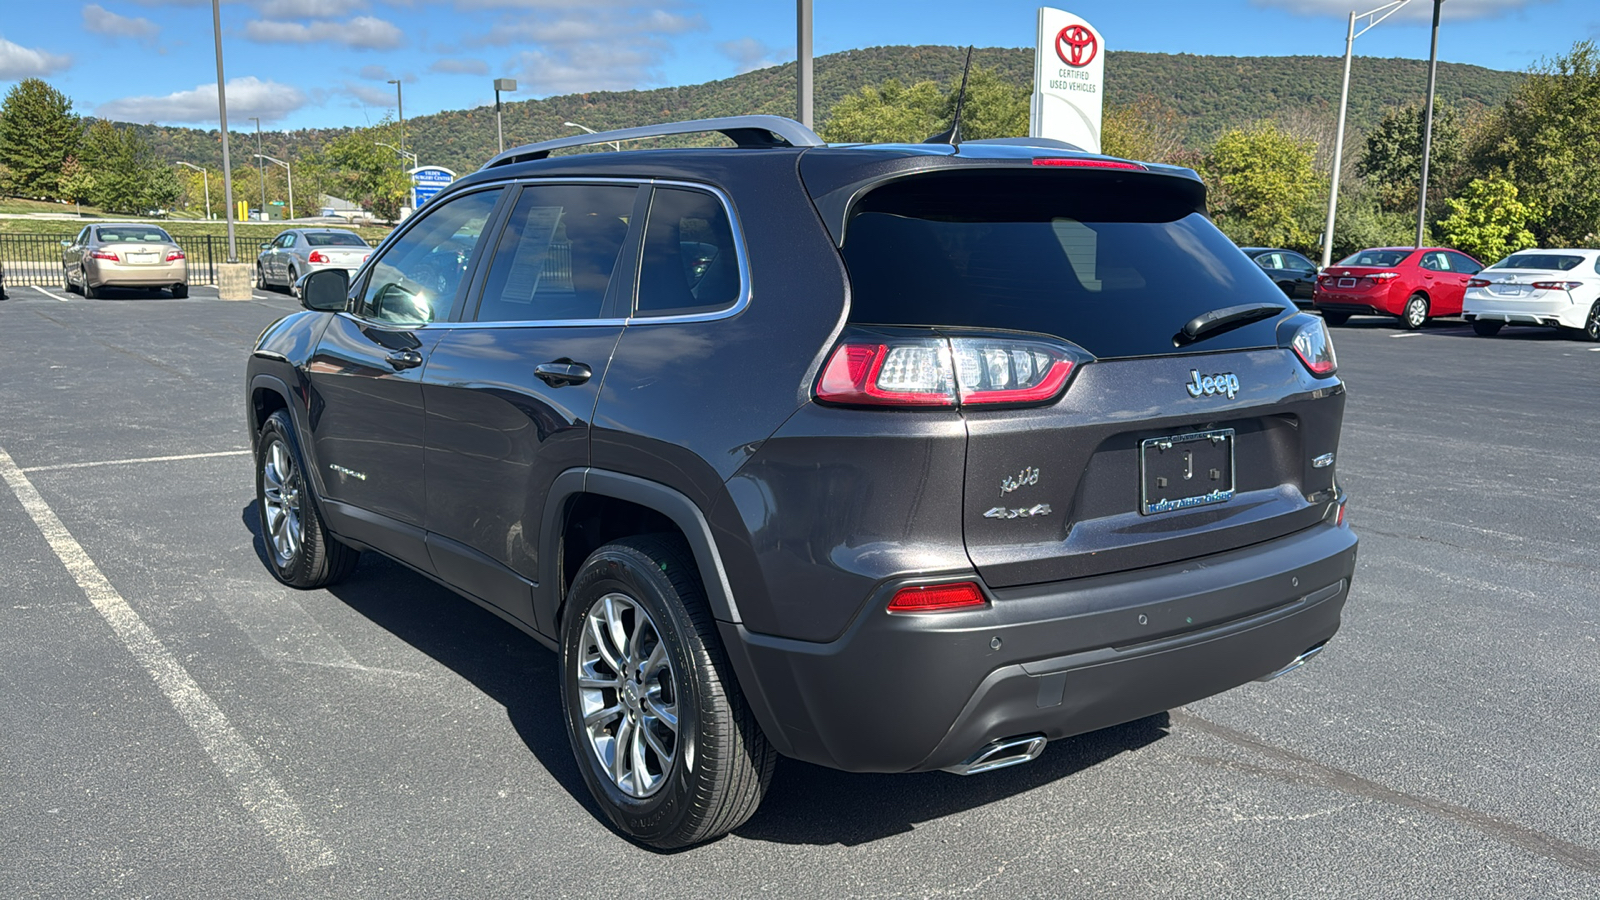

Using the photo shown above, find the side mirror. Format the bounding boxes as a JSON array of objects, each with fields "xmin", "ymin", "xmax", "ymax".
[
  {"xmin": 299, "ymin": 268, "xmax": 349, "ymax": 312},
  {"xmin": 60, "ymin": 240, "xmax": 71, "ymax": 247},
  {"xmin": 259, "ymin": 243, "xmax": 272, "ymax": 251}
]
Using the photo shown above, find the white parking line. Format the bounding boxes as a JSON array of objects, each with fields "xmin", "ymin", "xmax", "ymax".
[
  {"xmin": 0, "ymin": 444, "xmax": 335, "ymax": 873},
  {"xmin": 1588, "ymin": 347, "xmax": 1600, "ymax": 352},
  {"xmin": 29, "ymin": 285, "xmax": 70, "ymax": 302},
  {"xmin": 1390, "ymin": 333, "xmax": 1423, "ymax": 338},
  {"xmin": 21, "ymin": 449, "xmax": 252, "ymax": 473}
]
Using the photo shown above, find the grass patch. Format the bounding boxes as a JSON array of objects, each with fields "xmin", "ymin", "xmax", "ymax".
[{"xmin": 0, "ymin": 197, "xmax": 105, "ymax": 216}]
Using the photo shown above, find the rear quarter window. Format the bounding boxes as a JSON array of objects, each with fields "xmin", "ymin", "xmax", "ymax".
[{"xmin": 839, "ymin": 170, "xmax": 1291, "ymax": 359}]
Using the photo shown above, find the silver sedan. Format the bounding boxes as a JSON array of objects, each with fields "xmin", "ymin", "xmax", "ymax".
[
  {"xmin": 255, "ymin": 228, "xmax": 371, "ymax": 291},
  {"xmin": 61, "ymin": 223, "xmax": 188, "ymax": 299}
]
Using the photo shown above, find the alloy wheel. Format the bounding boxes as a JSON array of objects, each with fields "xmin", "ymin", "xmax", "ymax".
[
  {"xmin": 1405, "ymin": 296, "xmax": 1427, "ymax": 329},
  {"xmin": 260, "ymin": 439, "xmax": 304, "ymax": 567},
  {"xmin": 1586, "ymin": 302, "xmax": 1600, "ymax": 341},
  {"xmin": 576, "ymin": 593, "xmax": 680, "ymax": 799}
]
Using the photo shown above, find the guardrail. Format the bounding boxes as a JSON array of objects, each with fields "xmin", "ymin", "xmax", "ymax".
[{"xmin": 0, "ymin": 234, "xmax": 233, "ymax": 287}]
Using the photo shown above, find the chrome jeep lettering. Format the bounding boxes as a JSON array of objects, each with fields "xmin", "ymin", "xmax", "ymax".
[{"xmin": 1186, "ymin": 370, "xmax": 1240, "ymax": 400}]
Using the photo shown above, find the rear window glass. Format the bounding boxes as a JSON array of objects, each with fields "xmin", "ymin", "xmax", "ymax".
[
  {"xmin": 1337, "ymin": 249, "xmax": 1409, "ymax": 267},
  {"xmin": 1489, "ymin": 253, "xmax": 1584, "ymax": 271},
  {"xmin": 97, "ymin": 226, "xmax": 171, "ymax": 243},
  {"xmin": 839, "ymin": 172, "xmax": 1291, "ymax": 359},
  {"xmin": 305, "ymin": 232, "xmax": 368, "ymax": 247}
]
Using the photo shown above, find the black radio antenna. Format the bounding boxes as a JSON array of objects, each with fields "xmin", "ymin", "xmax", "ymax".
[{"xmin": 924, "ymin": 45, "xmax": 974, "ymax": 146}]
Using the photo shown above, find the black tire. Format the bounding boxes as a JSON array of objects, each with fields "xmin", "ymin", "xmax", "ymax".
[
  {"xmin": 82, "ymin": 274, "xmax": 99, "ymax": 299},
  {"xmin": 1400, "ymin": 294, "xmax": 1429, "ymax": 330},
  {"xmin": 1320, "ymin": 311, "xmax": 1350, "ymax": 326},
  {"xmin": 1582, "ymin": 302, "xmax": 1600, "ymax": 342},
  {"xmin": 171, "ymin": 283, "xmax": 188, "ymax": 299},
  {"xmin": 256, "ymin": 264, "xmax": 270, "ymax": 290},
  {"xmin": 286, "ymin": 266, "xmax": 299, "ymax": 293},
  {"xmin": 62, "ymin": 269, "xmax": 75, "ymax": 294},
  {"xmin": 255, "ymin": 410, "xmax": 359, "ymax": 588},
  {"xmin": 1472, "ymin": 320, "xmax": 1503, "ymax": 337},
  {"xmin": 560, "ymin": 534, "xmax": 775, "ymax": 849}
]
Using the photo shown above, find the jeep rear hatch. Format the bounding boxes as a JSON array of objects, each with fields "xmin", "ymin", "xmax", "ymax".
[{"xmin": 825, "ymin": 166, "xmax": 1343, "ymax": 588}]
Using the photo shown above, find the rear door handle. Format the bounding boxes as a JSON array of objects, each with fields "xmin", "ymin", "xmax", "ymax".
[
  {"xmin": 534, "ymin": 361, "xmax": 592, "ymax": 387},
  {"xmin": 386, "ymin": 350, "xmax": 424, "ymax": 370}
]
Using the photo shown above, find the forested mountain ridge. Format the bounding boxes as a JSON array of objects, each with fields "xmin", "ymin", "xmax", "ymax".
[{"xmin": 130, "ymin": 45, "xmax": 1521, "ymax": 176}]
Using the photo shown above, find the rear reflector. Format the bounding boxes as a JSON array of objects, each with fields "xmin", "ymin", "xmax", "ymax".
[
  {"xmin": 887, "ymin": 582, "xmax": 987, "ymax": 614},
  {"xmin": 1032, "ymin": 158, "xmax": 1144, "ymax": 170}
]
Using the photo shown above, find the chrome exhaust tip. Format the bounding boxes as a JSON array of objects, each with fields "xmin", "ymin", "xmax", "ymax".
[
  {"xmin": 941, "ymin": 733, "xmax": 1047, "ymax": 776},
  {"xmin": 1256, "ymin": 641, "xmax": 1328, "ymax": 682}
]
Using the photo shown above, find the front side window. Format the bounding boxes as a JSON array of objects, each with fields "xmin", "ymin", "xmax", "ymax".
[
  {"xmin": 635, "ymin": 187, "xmax": 741, "ymax": 317},
  {"xmin": 474, "ymin": 183, "xmax": 638, "ymax": 322},
  {"xmin": 1285, "ymin": 252, "xmax": 1317, "ymax": 273},
  {"xmin": 357, "ymin": 188, "xmax": 502, "ymax": 326}
]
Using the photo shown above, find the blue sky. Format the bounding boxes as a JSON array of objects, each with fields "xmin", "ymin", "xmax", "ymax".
[{"xmin": 1, "ymin": 0, "xmax": 1595, "ymax": 131}]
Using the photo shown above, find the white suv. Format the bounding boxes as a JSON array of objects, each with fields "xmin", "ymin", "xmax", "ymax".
[{"xmin": 1463, "ymin": 248, "xmax": 1600, "ymax": 340}]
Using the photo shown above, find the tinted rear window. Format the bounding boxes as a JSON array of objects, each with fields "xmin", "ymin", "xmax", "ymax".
[
  {"xmin": 305, "ymin": 232, "xmax": 368, "ymax": 247},
  {"xmin": 839, "ymin": 172, "xmax": 1291, "ymax": 359},
  {"xmin": 1337, "ymin": 249, "xmax": 1409, "ymax": 267},
  {"xmin": 97, "ymin": 226, "xmax": 171, "ymax": 243},
  {"xmin": 1490, "ymin": 253, "xmax": 1584, "ymax": 271}
]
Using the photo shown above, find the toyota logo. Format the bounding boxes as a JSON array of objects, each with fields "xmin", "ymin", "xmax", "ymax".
[{"xmin": 1055, "ymin": 25, "xmax": 1098, "ymax": 67}]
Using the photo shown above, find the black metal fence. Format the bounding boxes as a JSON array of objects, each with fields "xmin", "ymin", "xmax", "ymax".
[{"xmin": 0, "ymin": 233, "xmax": 236, "ymax": 287}]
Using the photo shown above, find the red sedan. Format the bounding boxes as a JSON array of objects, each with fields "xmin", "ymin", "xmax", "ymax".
[{"xmin": 1314, "ymin": 247, "xmax": 1484, "ymax": 329}]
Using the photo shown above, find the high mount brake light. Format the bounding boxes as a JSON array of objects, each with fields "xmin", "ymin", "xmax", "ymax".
[
  {"xmin": 1031, "ymin": 158, "xmax": 1144, "ymax": 170},
  {"xmin": 886, "ymin": 582, "xmax": 987, "ymax": 614},
  {"xmin": 308, "ymin": 250, "xmax": 330, "ymax": 263},
  {"xmin": 1532, "ymin": 281, "xmax": 1582, "ymax": 291},
  {"xmin": 1290, "ymin": 317, "xmax": 1338, "ymax": 377},
  {"xmin": 816, "ymin": 333, "xmax": 1083, "ymax": 409}
]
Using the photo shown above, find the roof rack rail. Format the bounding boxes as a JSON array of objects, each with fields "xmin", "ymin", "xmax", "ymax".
[{"xmin": 482, "ymin": 115, "xmax": 826, "ymax": 169}]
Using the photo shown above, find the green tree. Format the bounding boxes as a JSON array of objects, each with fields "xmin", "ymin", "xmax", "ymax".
[
  {"xmin": 0, "ymin": 79, "xmax": 81, "ymax": 200},
  {"xmin": 80, "ymin": 120, "xmax": 159, "ymax": 213},
  {"xmin": 144, "ymin": 164, "xmax": 181, "ymax": 213},
  {"xmin": 820, "ymin": 78, "xmax": 946, "ymax": 143},
  {"xmin": 58, "ymin": 156, "xmax": 97, "ymax": 214},
  {"xmin": 935, "ymin": 66, "xmax": 1028, "ymax": 141},
  {"xmin": 1357, "ymin": 102, "xmax": 1466, "ymax": 217},
  {"xmin": 326, "ymin": 119, "xmax": 412, "ymax": 221},
  {"xmin": 1203, "ymin": 123, "xmax": 1325, "ymax": 251},
  {"xmin": 1435, "ymin": 176, "xmax": 1539, "ymax": 264},
  {"xmin": 1102, "ymin": 98, "xmax": 1188, "ymax": 164},
  {"xmin": 1474, "ymin": 40, "xmax": 1600, "ymax": 246}
]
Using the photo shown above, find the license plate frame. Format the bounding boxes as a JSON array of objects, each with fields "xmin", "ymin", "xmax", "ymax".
[
  {"xmin": 1337, "ymin": 277, "xmax": 1356, "ymax": 288},
  {"xmin": 1139, "ymin": 428, "xmax": 1236, "ymax": 515}
]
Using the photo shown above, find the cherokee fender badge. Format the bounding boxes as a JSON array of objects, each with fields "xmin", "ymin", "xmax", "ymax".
[{"xmin": 1187, "ymin": 369, "xmax": 1240, "ymax": 400}]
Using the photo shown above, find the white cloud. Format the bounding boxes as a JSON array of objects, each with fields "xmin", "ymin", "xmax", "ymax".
[
  {"xmin": 83, "ymin": 5, "xmax": 161, "ymax": 40},
  {"xmin": 343, "ymin": 81, "xmax": 399, "ymax": 106},
  {"xmin": 718, "ymin": 37, "xmax": 783, "ymax": 74},
  {"xmin": 253, "ymin": 0, "xmax": 367, "ymax": 17},
  {"xmin": 96, "ymin": 76, "xmax": 308, "ymax": 124},
  {"xmin": 1252, "ymin": 0, "xmax": 1551, "ymax": 21},
  {"xmin": 430, "ymin": 57, "xmax": 489, "ymax": 75},
  {"xmin": 358, "ymin": 63, "xmax": 393, "ymax": 80},
  {"xmin": 457, "ymin": 6, "xmax": 700, "ymax": 94},
  {"xmin": 0, "ymin": 36, "xmax": 72, "ymax": 79},
  {"xmin": 243, "ymin": 15, "xmax": 404, "ymax": 50}
]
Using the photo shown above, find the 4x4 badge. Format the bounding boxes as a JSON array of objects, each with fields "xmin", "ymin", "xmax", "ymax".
[
  {"xmin": 1187, "ymin": 370, "xmax": 1240, "ymax": 400},
  {"xmin": 984, "ymin": 504, "xmax": 1052, "ymax": 520}
]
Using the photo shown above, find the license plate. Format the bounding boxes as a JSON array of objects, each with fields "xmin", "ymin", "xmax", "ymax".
[
  {"xmin": 1140, "ymin": 429, "xmax": 1235, "ymax": 515},
  {"xmin": 127, "ymin": 253, "xmax": 159, "ymax": 264},
  {"xmin": 1337, "ymin": 277, "xmax": 1356, "ymax": 288},
  {"xmin": 1489, "ymin": 285, "xmax": 1527, "ymax": 296}
]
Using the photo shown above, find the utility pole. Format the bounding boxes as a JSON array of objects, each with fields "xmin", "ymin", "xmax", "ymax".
[
  {"xmin": 249, "ymin": 116, "xmax": 264, "ymax": 221},
  {"xmin": 1415, "ymin": 0, "xmax": 1444, "ymax": 248},
  {"xmin": 494, "ymin": 78, "xmax": 517, "ymax": 154},
  {"xmin": 797, "ymin": 0, "xmax": 813, "ymax": 128},
  {"xmin": 388, "ymin": 79, "xmax": 407, "ymax": 209},
  {"xmin": 211, "ymin": 0, "xmax": 236, "ymax": 260}
]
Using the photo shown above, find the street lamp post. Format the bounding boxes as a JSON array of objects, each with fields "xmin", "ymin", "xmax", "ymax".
[
  {"xmin": 1321, "ymin": 0, "xmax": 1415, "ymax": 269},
  {"xmin": 563, "ymin": 121, "xmax": 620, "ymax": 151},
  {"xmin": 255, "ymin": 154, "xmax": 293, "ymax": 221},
  {"xmin": 376, "ymin": 142, "xmax": 418, "ymax": 167},
  {"xmin": 1415, "ymin": 0, "xmax": 1445, "ymax": 247},
  {"xmin": 797, "ymin": 0, "xmax": 813, "ymax": 128},
  {"xmin": 494, "ymin": 78, "xmax": 517, "ymax": 154},
  {"xmin": 212, "ymin": 0, "xmax": 236, "ymax": 260},
  {"xmin": 175, "ymin": 161, "xmax": 211, "ymax": 221},
  {"xmin": 249, "ymin": 116, "xmax": 264, "ymax": 222},
  {"xmin": 387, "ymin": 79, "xmax": 406, "ymax": 204}
]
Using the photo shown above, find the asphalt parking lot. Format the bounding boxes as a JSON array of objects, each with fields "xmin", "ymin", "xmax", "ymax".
[{"xmin": 2, "ymin": 286, "xmax": 1598, "ymax": 899}]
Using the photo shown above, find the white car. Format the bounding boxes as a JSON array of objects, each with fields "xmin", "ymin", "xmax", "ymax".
[{"xmin": 1463, "ymin": 248, "xmax": 1600, "ymax": 340}]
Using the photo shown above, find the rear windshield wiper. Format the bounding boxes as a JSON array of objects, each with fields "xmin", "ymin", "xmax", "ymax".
[{"xmin": 1174, "ymin": 302, "xmax": 1287, "ymax": 347}]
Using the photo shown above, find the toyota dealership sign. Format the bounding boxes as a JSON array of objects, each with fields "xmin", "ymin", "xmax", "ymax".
[{"xmin": 1031, "ymin": 7, "xmax": 1105, "ymax": 153}]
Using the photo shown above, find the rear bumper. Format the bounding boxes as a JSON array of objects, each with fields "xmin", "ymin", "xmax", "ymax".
[
  {"xmin": 86, "ymin": 260, "xmax": 187, "ymax": 287},
  {"xmin": 1464, "ymin": 294, "xmax": 1588, "ymax": 329},
  {"xmin": 723, "ymin": 519, "xmax": 1357, "ymax": 773}
]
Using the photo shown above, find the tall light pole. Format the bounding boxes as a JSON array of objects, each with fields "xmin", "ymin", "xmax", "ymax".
[
  {"xmin": 1415, "ymin": 0, "xmax": 1444, "ymax": 247},
  {"xmin": 494, "ymin": 78, "xmax": 517, "ymax": 154},
  {"xmin": 175, "ymin": 161, "xmax": 211, "ymax": 221},
  {"xmin": 376, "ymin": 142, "xmax": 417, "ymax": 167},
  {"xmin": 387, "ymin": 78, "xmax": 407, "ymax": 210},
  {"xmin": 255, "ymin": 154, "xmax": 293, "ymax": 221},
  {"xmin": 1321, "ymin": 0, "xmax": 1415, "ymax": 269},
  {"xmin": 249, "ymin": 116, "xmax": 264, "ymax": 221},
  {"xmin": 211, "ymin": 0, "xmax": 236, "ymax": 260},
  {"xmin": 563, "ymin": 121, "xmax": 620, "ymax": 151},
  {"xmin": 797, "ymin": 0, "xmax": 813, "ymax": 128}
]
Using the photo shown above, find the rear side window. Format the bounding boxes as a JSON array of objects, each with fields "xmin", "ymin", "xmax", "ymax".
[
  {"xmin": 475, "ymin": 183, "xmax": 638, "ymax": 323},
  {"xmin": 839, "ymin": 171, "xmax": 1291, "ymax": 359},
  {"xmin": 635, "ymin": 187, "xmax": 741, "ymax": 317}
]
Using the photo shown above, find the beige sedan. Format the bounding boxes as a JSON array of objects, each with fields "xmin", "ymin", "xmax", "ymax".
[{"xmin": 62, "ymin": 223, "xmax": 188, "ymax": 298}]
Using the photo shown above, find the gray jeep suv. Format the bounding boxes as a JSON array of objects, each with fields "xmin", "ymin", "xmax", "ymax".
[{"xmin": 245, "ymin": 116, "xmax": 1356, "ymax": 848}]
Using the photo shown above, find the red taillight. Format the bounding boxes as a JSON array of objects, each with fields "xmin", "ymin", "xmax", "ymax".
[
  {"xmin": 90, "ymin": 250, "xmax": 118, "ymax": 261},
  {"xmin": 886, "ymin": 581, "xmax": 987, "ymax": 614},
  {"xmin": 1532, "ymin": 281, "xmax": 1582, "ymax": 291},
  {"xmin": 1467, "ymin": 278, "xmax": 1490, "ymax": 288},
  {"xmin": 308, "ymin": 250, "xmax": 330, "ymax": 263},
  {"xmin": 1368, "ymin": 272, "xmax": 1399, "ymax": 282},
  {"xmin": 816, "ymin": 333, "xmax": 1083, "ymax": 409},
  {"xmin": 1291, "ymin": 317, "xmax": 1338, "ymax": 376},
  {"xmin": 165, "ymin": 249, "xmax": 185, "ymax": 262},
  {"xmin": 1032, "ymin": 158, "xmax": 1144, "ymax": 170}
]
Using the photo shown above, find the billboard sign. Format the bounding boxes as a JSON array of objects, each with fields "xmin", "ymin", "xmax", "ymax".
[
  {"xmin": 410, "ymin": 165, "xmax": 456, "ymax": 207},
  {"xmin": 1030, "ymin": 8, "xmax": 1105, "ymax": 153}
]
